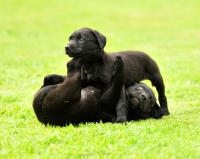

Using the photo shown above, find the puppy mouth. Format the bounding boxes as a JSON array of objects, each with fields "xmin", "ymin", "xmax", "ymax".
[
  {"xmin": 65, "ymin": 49, "xmax": 85, "ymax": 58},
  {"xmin": 131, "ymin": 98, "xmax": 148, "ymax": 111},
  {"xmin": 132, "ymin": 98, "xmax": 140, "ymax": 107},
  {"xmin": 66, "ymin": 52, "xmax": 85, "ymax": 58},
  {"xmin": 66, "ymin": 48, "xmax": 102, "ymax": 58}
]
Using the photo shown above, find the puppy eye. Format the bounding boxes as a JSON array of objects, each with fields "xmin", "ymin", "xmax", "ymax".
[
  {"xmin": 148, "ymin": 97, "xmax": 152, "ymax": 103},
  {"xmin": 79, "ymin": 37, "xmax": 83, "ymax": 41},
  {"xmin": 68, "ymin": 37, "xmax": 72, "ymax": 41}
]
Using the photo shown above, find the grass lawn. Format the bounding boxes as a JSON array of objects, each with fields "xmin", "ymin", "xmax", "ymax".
[{"xmin": 0, "ymin": 0, "xmax": 200, "ymax": 158}]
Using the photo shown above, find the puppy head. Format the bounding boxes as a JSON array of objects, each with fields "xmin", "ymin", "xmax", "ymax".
[
  {"xmin": 126, "ymin": 82, "xmax": 163, "ymax": 119},
  {"xmin": 65, "ymin": 27, "xmax": 106, "ymax": 58}
]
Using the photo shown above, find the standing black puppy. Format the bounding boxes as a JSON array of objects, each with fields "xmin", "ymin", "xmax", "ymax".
[{"xmin": 65, "ymin": 27, "xmax": 169, "ymax": 122}]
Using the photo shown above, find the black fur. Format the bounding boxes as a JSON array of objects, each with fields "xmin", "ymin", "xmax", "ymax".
[
  {"xmin": 116, "ymin": 83, "xmax": 163, "ymax": 122},
  {"xmin": 65, "ymin": 27, "xmax": 169, "ymax": 122},
  {"xmin": 33, "ymin": 72, "xmax": 163, "ymax": 126},
  {"xmin": 33, "ymin": 56, "xmax": 124, "ymax": 126}
]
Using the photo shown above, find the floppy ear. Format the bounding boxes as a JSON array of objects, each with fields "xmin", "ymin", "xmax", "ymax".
[
  {"xmin": 92, "ymin": 30, "xmax": 106, "ymax": 49},
  {"xmin": 150, "ymin": 102, "xmax": 164, "ymax": 119}
]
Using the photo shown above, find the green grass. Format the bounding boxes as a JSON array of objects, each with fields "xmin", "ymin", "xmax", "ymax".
[{"xmin": 1, "ymin": 0, "xmax": 200, "ymax": 158}]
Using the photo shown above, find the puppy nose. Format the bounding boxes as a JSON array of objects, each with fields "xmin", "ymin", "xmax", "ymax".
[
  {"xmin": 140, "ymin": 93, "xmax": 147, "ymax": 99},
  {"xmin": 65, "ymin": 45, "xmax": 70, "ymax": 51}
]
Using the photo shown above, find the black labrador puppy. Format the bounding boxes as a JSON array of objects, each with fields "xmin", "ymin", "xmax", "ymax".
[
  {"xmin": 65, "ymin": 27, "xmax": 169, "ymax": 122},
  {"xmin": 33, "ymin": 56, "xmax": 124, "ymax": 126},
  {"xmin": 117, "ymin": 83, "xmax": 163, "ymax": 121}
]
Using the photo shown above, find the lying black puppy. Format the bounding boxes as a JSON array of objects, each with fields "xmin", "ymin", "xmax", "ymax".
[
  {"xmin": 116, "ymin": 83, "xmax": 163, "ymax": 121},
  {"xmin": 33, "ymin": 56, "xmax": 124, "ymax": 126},
  {"xmin": 65, "ymin": 27, "xmax": 169, "ymax": 122}
]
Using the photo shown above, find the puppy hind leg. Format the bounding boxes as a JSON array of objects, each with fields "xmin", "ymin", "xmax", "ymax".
[{"xmin": 150, "ymin": 73, "xmax": 170, "ymax": 115}]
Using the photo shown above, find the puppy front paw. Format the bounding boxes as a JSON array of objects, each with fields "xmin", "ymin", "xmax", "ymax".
[
  {"xmin": 116, "ymin": 116, "xmax": 127, "ymax": 123},
  {"xmin": 112, "ymin": 56, "xmax": 124, "ymax": 80},
  {"xmin": 113, "ymin": 55, "xmax": 124, "ymax": 71}
]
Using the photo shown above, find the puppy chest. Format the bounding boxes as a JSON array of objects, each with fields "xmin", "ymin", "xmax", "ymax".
[{"xmin": 81, "ymin": 66, "xmax": 111, "ymax": 88}]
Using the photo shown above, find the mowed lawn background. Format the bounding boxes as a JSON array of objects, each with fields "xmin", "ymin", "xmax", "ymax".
[{"xmin": 0, "ymin": 0, "xmax": 200, "ymax": 158}]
